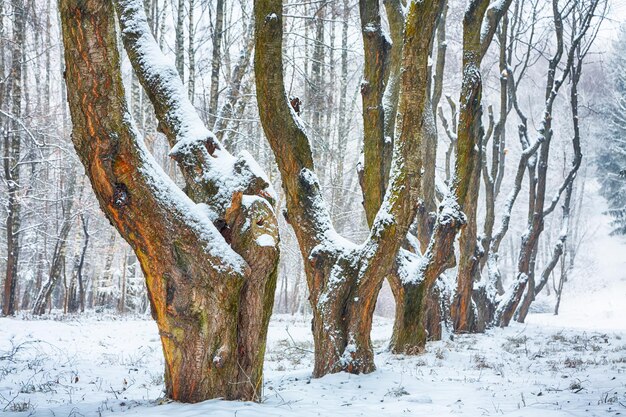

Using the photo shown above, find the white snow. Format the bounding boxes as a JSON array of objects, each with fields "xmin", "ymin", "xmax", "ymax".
[
  {"xmin": 117, "ymin": 0, "xmax": 275, "ymax": 215},
  {"xmin": 1, "ymin": 184, "xmax": 625, "ymax": 416},
  {"xmin": 256, "ymin": 234, "xmax": 276, "ymax": 247},
  {"xmin": 363, "ymin": 22, "xmax": 378, "ymax": 33},
  {"xmin": 527, "ymin": 181, "xmax": 626, "ymax": 332},
  {"xmin": 1, "ymin": 311, "xmax": 625, "ymax": 416},
  {"xmin": 127, "ymin": 113, "xmax": 248, "ymax": 276}
]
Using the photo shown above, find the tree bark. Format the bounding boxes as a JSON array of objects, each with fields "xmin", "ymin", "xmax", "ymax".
[
  {"xmin": 450, "ymin": 0, "xmax": 512, "ymax": 333},
  {"xmin": 61, "ymin": 0, "xmax": 279, "ymax": 402},
  {"xmin": 2, "ymin": 0, "xmax": 26, "ymax": 316},
  {"xmin": 385, "ymin": 0, "xmax": 451, "ymax": 353},
  {"xmin": 517, "ymin": 31, "xmax": 586, "ymax": 322},
  {"xmin": 496, "ymin": 0, "xmax": 600, "ymax": 327},
  {"xmin": 212, "ymin": 17, "xmax": 254, "ymax": 144},
  {"xmin": 187, "ymin": 0, "xmax": 195, "ymax": 102},
  {"xmin": 255, "ymin": 0, "xmax": 443, "ymax": 375},
  {"xmin": 67, "ymin": 214, "xmax": 89, "ymax": 314},
  {"xmin": 33, "ymin": 170, "xmax": 78, "ymax": 315},
  {"xmin": 77, "ymin": 214, "xmax": 89, "ymax": 313},
  {"xmin": 359, "ymin": 0, "xmax": 391, "ymax": 227},
  {"xmin": 207, "ymin": 0, "xmax": 224, "ymax": 127},
  {"xmin": 449, "ymin": 0, "xmax": 491, "ymax": 334},
  {"xmin": 175, "ymin": 0, "xmax": 185, "ymax": 80}
]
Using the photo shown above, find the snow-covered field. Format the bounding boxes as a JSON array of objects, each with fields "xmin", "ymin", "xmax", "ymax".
[
  {"xmin": 0, "ymin": 311, "xmax": 625, "ymax": 417},
  {"xmin": 1, "ymin": 187, "xmax": 625, "ymax": 417}
]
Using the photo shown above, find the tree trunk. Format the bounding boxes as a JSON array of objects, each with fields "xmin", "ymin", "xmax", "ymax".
[
  {"xmin": 255, "ymin": 0, "xmax": 443, "ymax": 375},
  {"xmin": 118, "ymin": 249, "xmax": 128, "ymax": 313},
  {"xmin": 207, "ymin": 0, "xmax": 224, "ymax": 127},
  {"xmin": 61, "ymin": 0, "xmax": 279, "ymax": 402},
  {"xmin": 554, "ymin": 250, "xmax": 567, "ymax": 315},
  {"xmin": 451, "ymin": 0, "xmax": 512, "ymax": 333},
  {"xmin": 415, "ymin": 1, "xmax": 445, "ymax": 253},
  {"xmin": 99, "ymin": 229, "xmax": 117, "ymax": 307},
  {"xmin": 77, "ymin": 214, "xmax": 89, "ymax": 313},
  {"xmin": 359, "ymin": 0, "xmax": 391, "ymax": 227},
  {"xmin": 212, "ymin": 17, "xmax": 254, "ymax": 144},
  {"xmin": 359, "ymin": 0, "xmax": 450, "ymax": 354},
  {"xmin": 187, "ymin": 0, "xmax": 195, "ymax": 102},
  {"xmin": 32, "ymin": 170, "xmax": 77, "ymax": 315},
  {"xmin": 496, "ymin": 0, "xmax": 598, "ymax": 327},
  {"xmin": 518, "ymin": 143, "xmax": 575, "ymax": 321},
  {"xmin": 175, "ymin": 0, "xmax": 184, "ymax": 80},
  {"xmin": 389, "ymin": 277, "xmax": 445, "ymax": 353},
  {"xmin": 450, "ymin": 0, "xmax": 490, "ymax": 334},
  {"xmin": 479, "ymin": 17, "xmax": 509, "ymax": 276},
  {"xmin": 2, "ymin": 0, "xmax": 26, "ymax": 316}
]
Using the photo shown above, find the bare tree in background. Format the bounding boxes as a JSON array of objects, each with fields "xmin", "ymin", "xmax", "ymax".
[
  {"xmin": 2, "ymin": 0, "xmax": 26, "ymax": 316},
  {"xmin": 496, "ymin": 0, "xmax": 605, "ymax": 326}
]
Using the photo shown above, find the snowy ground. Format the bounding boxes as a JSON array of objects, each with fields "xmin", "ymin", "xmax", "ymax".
[
  {"xmin": 1, "ymin": 185, "xmax": 625, "ymax": 417},
  {"xmin": 0, "ymin": 311, "xmax": 625, "ymax": 417}
]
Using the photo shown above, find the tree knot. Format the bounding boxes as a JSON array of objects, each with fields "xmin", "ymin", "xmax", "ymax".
[{"xmin": 112, "ymin": 183, "xmax": 130, "ymax": 210}]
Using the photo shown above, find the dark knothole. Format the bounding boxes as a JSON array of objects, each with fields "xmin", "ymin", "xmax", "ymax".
[{"xmin": 112, "ymin": 183, "xmax": 130, "ymax": 210}]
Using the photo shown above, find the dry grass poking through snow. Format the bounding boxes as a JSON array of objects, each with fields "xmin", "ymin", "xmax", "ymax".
[{"xmin": 0, "ymin": 312, "xmax": 625, "ymax": 416}]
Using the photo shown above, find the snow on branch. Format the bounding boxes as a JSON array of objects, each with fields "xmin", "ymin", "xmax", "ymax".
[
  {"xmin": 114, "ymin": 0, "xmax": 275, "ymax": 214},
  {"xmin": 132, "ymin": 119, "xmax": 250, "ymax": 278},
  {"xmin": 115, "ymin": 0, "xmax": 216, "ymax": 153},
  {"xmin": 480, "ymin": 0, "xmax": 513, "ymax": 59}
]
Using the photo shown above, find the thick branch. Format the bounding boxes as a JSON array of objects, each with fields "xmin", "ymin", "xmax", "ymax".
[
  {"xmin": 360, "ymin": 0, "xmax": 392, "ymax": 227},
  {"xmin": 479, "ymin": 0, "xmax": 513, "ymax": 59},
  {"xmin": 60, "ymin": 0, "xmax": 252, "ymax": 400},
  {"xmin": 115, "ymin": 0, "xmax": 273, "ymax": 214}
]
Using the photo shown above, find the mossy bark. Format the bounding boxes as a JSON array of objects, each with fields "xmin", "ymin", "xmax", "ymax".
[
  {"xmin": 60, "ymin": 0, "xmax": 278, "ymax": 402},
  {"xmin": 359, "ymin": 0, "xmax": 391, "ymax": 227},
  {"xmin": 359, "ymin": 0, "xmax": 448, "ymax": 355},
  {"xmin": 390, "ymin": 281, "xmax": 427, "ymax": 354},
  {"xmin": 255, "ymin": 0, "xmax": 443, "ymax": 375},
  {"xmin": 451, "ymin": 0, "xmax": 512, "ymax": 333}
]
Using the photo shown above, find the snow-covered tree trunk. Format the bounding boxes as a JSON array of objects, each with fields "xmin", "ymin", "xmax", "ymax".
[
  {"xmin": 414, "ymin": 2, "xmax": 444, "ymax": 254},
  {"xmin": 359, "ymin": 0, "xmax": 391, "ymax": 228},
  {"xmin": 496, "ymin": 0, "xmax": 602, "ymax": 327},
  {"xmin": 60, "ymin": 0, "xmax": 279, "ymax": 402},
  {"xmin": 516, "ymin": 30, "xmax": 587, "ymax": 323},
  {"xmin": 479, "ymin": 12, "xmax": 509, "ymax": 278},
  {"xmin": 33, "ymin": 169, "xmax": 78, "ymax": 315},
  {"xmin": 174, "ymin": 0, "xmax": 185, "ymax": 80},
  {"xmin": 255, "ymin": 0, "xmax": 443, "ymax": 375},
  {"xmin": 481, "ymin": 0, "xmax": 542, "ymax": 318},
  {"xmin": 187, "ymin": 0, "xmax": 195, "ymax": 102},
  {"xmin": 67, "ymin": 214, "xmax": 89, "ymax": 313},
  {"xmin": 212, "ymin": 17, "xmax": 254, "ymax": 144},
  {"xmin": 2, "ymin": 0, "xmax": 26, "ymax": 316},
  {"xmin": 356, "ymin": 0, "xmax": 446, "ymax": 354},
  {"xmin": 450, "ymin": 0, "xmax": 512, "ymax": 334},
  {"xmin": 207, "ymin": 0, "xmax": 224, "ymax": 127}
]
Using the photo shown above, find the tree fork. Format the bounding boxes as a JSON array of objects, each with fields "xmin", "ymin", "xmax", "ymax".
[
  {"xmin": 451, "ymin": 0, "xmax": 512, "ymax": 333},
  {"xmin": 60, "ymin": 0, "xmax": 278, "ymax": 402},
  {"xmin": 255, "ymin": 0, "xmax": 443, "ymax": 375}
]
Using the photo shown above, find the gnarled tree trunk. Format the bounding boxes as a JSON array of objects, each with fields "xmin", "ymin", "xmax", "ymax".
[
  {"xmin": 255, "ymin": 0, "xmax": 443, "ymax": 375},
  {"xmin": 358, "ymin": 0, "xmax": 450, "ymax": 354},
  {"xmin": 450, "ymin": 0, "xmax": 512, "ymax": 334},
  {"xmin": 60, "ymin": 0, "xmax": 279, "ymax": 402}
]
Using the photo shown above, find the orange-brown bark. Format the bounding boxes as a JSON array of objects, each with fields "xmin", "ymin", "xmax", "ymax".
[{"xmin": 60, "ymin": 0, "xmax": 278, "ymax": 402}]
